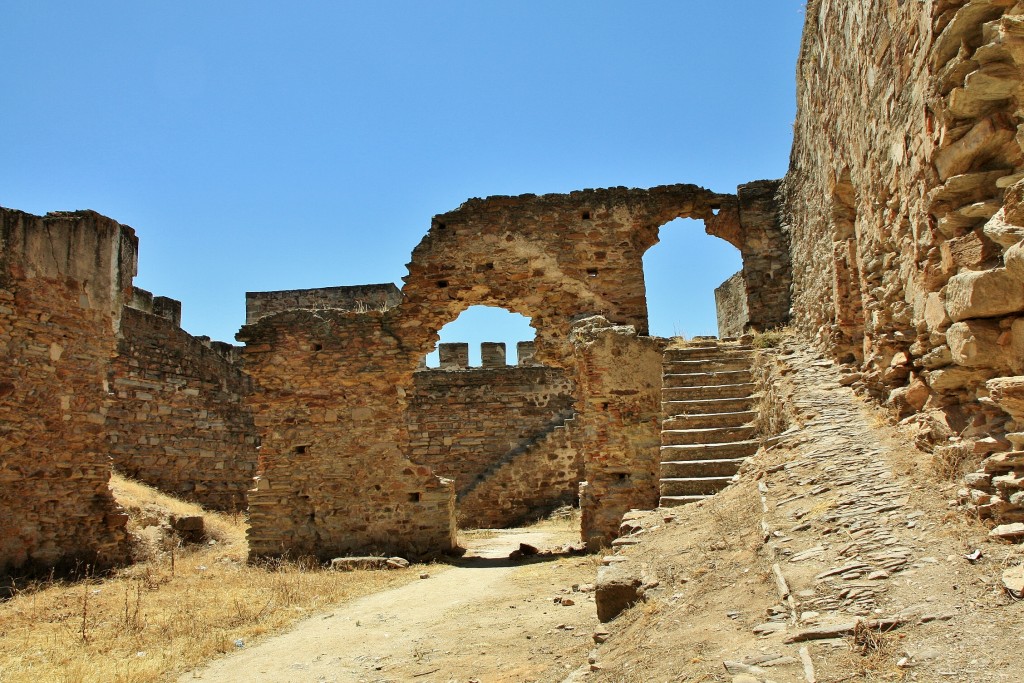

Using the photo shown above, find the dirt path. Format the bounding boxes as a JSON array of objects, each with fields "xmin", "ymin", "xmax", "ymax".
[{"xmin": 179, "ymin": 527, "xmax": 599, "ymax": 683}]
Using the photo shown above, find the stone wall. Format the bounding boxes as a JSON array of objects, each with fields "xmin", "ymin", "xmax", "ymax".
[
  {"xmin": 107, "ymin": 292, "xmax": 257, "ymax": 512},
  {"xmin": 0, "ymin": 208, "xmax": 136, "ymax": 575},
  {"xmin": 238, "ymin": 309, "xmax": 457, "ymax": 561},
  {"xmin": 241, "ymin": 185, "xmax": 732, "ymax": 557},
  {"xmin": 571, "ymin": 317, "xmax": 664, "ymax": 547},
  {"xmin": 245, "ymin": 283, "xmax": 402, "ymax": 324},
  {"xmin": 407, "ymin": 348, "xmax": 577, "ymax": 528},
  {"xmin": 736, "ymin": 181, "xmax": 791, "ymax": 331},
  {"xmin": 780, "ymin": 0, "xmax": 1024, "ymax": 524},
  {"xmin": 715, "ymin": 271, "xmax": 749, "ymax": 338}
]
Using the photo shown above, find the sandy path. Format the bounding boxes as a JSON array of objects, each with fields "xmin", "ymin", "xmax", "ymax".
[{"xmin": 178, "ymin": 527, "xmax": 598, "ymax": 683}]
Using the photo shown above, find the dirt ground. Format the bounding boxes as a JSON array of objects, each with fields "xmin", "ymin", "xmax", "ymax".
[
  {"xmin": 570, "ymin": 345, "xmax": 1024, "ymax": 683},
  {"xmin": 179, "ymin": 526, "xmax": 601, "ymax": 683}
]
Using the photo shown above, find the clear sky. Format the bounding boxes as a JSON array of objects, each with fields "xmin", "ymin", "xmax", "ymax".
[{"xmin": 1, "ymin": 2, "xmax": 805, "ymax": 363}]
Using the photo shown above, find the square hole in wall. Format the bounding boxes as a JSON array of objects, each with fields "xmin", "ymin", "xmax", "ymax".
[
  {"xmin": 313, "ymin": 343, "xmax": 323, "ymax": 352},
  {"xmin": 586, "ymin": 268, "xmax": 598, "ymax": 277},
  {"xmin": 437, "ymin": 280, "xmax": 449, "ymax": 288},
  {"xmin": 408, "ymin": 492, "xmax": 421, "ymax": 503},
  {"xmin": 581, "ymin": 211, "xmax": 591, "ymax": 220},
  {"xmin": 294, "ymin": 444, "xmax": 308, "ymax": 455}
]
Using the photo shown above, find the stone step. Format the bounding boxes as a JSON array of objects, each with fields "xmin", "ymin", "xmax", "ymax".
[
  {"xmin": 663, "ymin": 397, "xmax": 755, "ymax": 416},
  {"xmin": 661, "ymin": 476, "xmax": 734, "ymax": 496},
  {"xmin": 660, "ymin": 495, "xmax": 710, "ymax": 507},
  {"xmin": 663, "ymin": 370, "xmax": 753, "ymax": 388},
  {"xmin": 660, "ymin": 440, "xmax": 760, "ymax": 460},
  {"xmin": 663, "ymin": 410, "xmax": 756, "ymax": 430},
  {"xmin": 662, "ymin": 383, "xmax": 757, "ymax": 401},
  {"xmin": 664, "ymin": 347, "xmax": 753, "ymax": 362},
  {"xmin": 661, "ymin": 425, "xmax": 758, "ymax": 446},
  {"xmin": 661, "ymin": 458, "xmax": 746, "ymax": 478},
  {"xmin": 663, "ymin": 357, "xmax": 753, "ymax": 373}
]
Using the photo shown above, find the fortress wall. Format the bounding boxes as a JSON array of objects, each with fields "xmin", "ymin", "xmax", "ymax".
[
  {"xmin": 0, "ymin": 208, "xmax": 136, "ymax": 574},
  {"xmin": 245, "ymin": 284, "xmax": 402, "ymax": 324},
  {"xmin": 107, "ymin": 294, "xmax": 258, "ymax": 512},
  {"xmin": 782, "ymin": 0, "xmax": 1024, "ymax": 446},
  {"xmin": 407, "ymin": 352, "xmax": 578, "ymax": 528}
]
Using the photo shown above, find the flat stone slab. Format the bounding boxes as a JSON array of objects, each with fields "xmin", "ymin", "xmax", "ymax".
[{"xmin": 330, "ymin": 556, "xmax": 410, "ymax": 571}]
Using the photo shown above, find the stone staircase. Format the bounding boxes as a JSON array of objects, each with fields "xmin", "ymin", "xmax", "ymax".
[{"xmin": 659, "ymin": 339, "xmax": 759, "ymax": 507}]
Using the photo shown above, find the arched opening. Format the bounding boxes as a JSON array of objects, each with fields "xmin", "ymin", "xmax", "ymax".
[
  {"xmin": 406, "ymin": 305, "xmax": 581, "ymax": 534},
  {"xmin": 422, "ymin": 305, "xmax": 537, "ymax": 367},
  {"xmin": 643, "ymin": 217, "xmax": 743, "ymax": 339}
]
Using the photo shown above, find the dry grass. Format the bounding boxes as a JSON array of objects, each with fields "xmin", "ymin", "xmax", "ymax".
[{"xmin": 0, "ymin": 475, "xmax": 421, "ymax": 683}]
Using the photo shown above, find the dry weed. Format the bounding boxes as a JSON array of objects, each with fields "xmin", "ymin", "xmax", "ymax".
[{"xmin": 0, "ymin": 476, "xmax": 420, "ymax": 683}]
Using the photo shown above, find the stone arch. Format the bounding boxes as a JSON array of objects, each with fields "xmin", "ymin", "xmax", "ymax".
[
  {"xmin": 642, "ymin": 216, "xmax": 744, "ymax": 338},
  {"xmin": 239, "ymin": 183, "xmax": 739, "ymax": 560}
]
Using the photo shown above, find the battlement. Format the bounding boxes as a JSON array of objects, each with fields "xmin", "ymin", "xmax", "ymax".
[
  {"xmin": 128, "ymin": 287, "xmax": 182, "ymax": 327},
  {"xmin": 245, "ymin": 283, "xmax": 403, "ymax": 324},
  {"xmin": 424, "ymin": 341, "xmax": 541, "ymax": 370}
]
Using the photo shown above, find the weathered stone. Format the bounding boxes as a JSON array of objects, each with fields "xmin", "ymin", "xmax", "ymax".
[
  {"xmin": 946, "ymin": 269, "xmax": 1024, "ymax": 321},
  {"xmin": 947, "ymin": 320, "xmax": 1014, "ymax": 371},
  {"xmin": 1001, "ymin": 565, "xmax": 1024, "ymax": 597},
  {"xmin": 0, "ymin": 208, "xmax": 135, "ymax": 575},
  {"xmin": 982, "ymin": 209, "xmax": 1024, "ymax": 249},
  {"xmin": 595, "ymin": 563, "xmax": 645, "ymax": 623},
  {"xmin": 990, "ymin": 522, "xmax": 1024, "ymax": 540},
  {"xmin": 107, "ymin": 295, "xmax": 256, "ymax": 512},
  {"xmin": 988, "ymin": 377, "xmax": 1024, "ymax": 423},
  {"xmin": 330, "ymin": 556, "xmax": 410, "ymax": 571}
]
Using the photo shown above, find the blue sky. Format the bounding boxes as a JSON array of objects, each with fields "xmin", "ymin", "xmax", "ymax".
[{"xmin": 1, "ymin": 2, "xmax": 804, "ymax": 363}]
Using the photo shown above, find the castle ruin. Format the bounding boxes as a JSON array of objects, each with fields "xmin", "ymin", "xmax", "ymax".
[{"xmin": 5, "ymin": 0, "xmax": 1024, "ymax": 573}]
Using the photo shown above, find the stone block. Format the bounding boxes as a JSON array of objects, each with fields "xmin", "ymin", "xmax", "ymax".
[
  {"xmin": 945, "ymin": 268, "xmax": 1024, "ymax": 321},
  {"xmin": 946, "ymin": 319, "xmax": 1014, "ymax": 370},
  {"xmin": 595, "ymin": 563, "xmax": 645, "ymax": 622}
]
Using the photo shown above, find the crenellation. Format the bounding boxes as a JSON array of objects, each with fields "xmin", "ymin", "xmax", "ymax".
[
  {"xmin": 517, "ymin": 341, "xmax": 538, "ymax": 366},
  {"xmin": 437, "ymin": 342, "xmax": 470, "ymax": 369},
  {"xmin": 480, "ymin": 341, "xmax": 506, "ymax": 368}
]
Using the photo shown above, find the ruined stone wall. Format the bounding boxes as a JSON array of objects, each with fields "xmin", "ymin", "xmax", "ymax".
[
  {"xmin": 241, "ymin": 186, "xmax": 729, "ymax": 557},
  {"xmin": 407, "ymin": 349, "xmax": 577, "ymax": 528},
  {"xmin": 737, "ymin": 181, "xmax": 791, "ymax": 331},
  {"xmin": 715, "ymin": 271, "xmax": 749, "ymax": 338},
  {"xmin": 238, "ymin": 308, "xmax": 457, "ymax": 560},
  {"xmin": 245, "ymin": 283, "xmax": 402, "ymax": 324},
  {"xmin": 571, "ymin": 317, "xmax": 663, "ymax": 547},
  {"xmin": 781, "ymin": 0, "xmax": 1024, "ymax": 450},
  {"xmin": 0, "ymin": 208, "xmax": 136, "ymax": 574},
  {"xmin": 107, "ymin": 294, "xmax": 257, "ymax": 512}
]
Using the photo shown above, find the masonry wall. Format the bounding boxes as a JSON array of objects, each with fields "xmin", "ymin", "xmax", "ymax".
[
  {"xmin": 781, "ymin": 0, "xmax": 1024, "ymax": 522},
  {"xmin": 245, "ymin": 283, "xmax": 402, "ymax": 324},
  {"xmin": 241, "ymin": 185, "xmax": 733, "ymax": 557},
  {"xmin": 238, "ymin": 309, "xmax": 457, "ymax": 561},
  {"xmin": 715, "ymin": 271, "xmax": 749, "ymax": 338},
  {"xmin": 0, "ymin": 208, "xmax": 136, "ymax": 574},
  {"xmin": 571, "ymin": 317, "xmax": 663, "ymax": 547},
  {"xmin": 407, "ymin": 357, "xmax": 578, "ymax": 528},
  {"xmin": 107, "ymin": 296, "xmax": 257, "ymax": 512}
]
